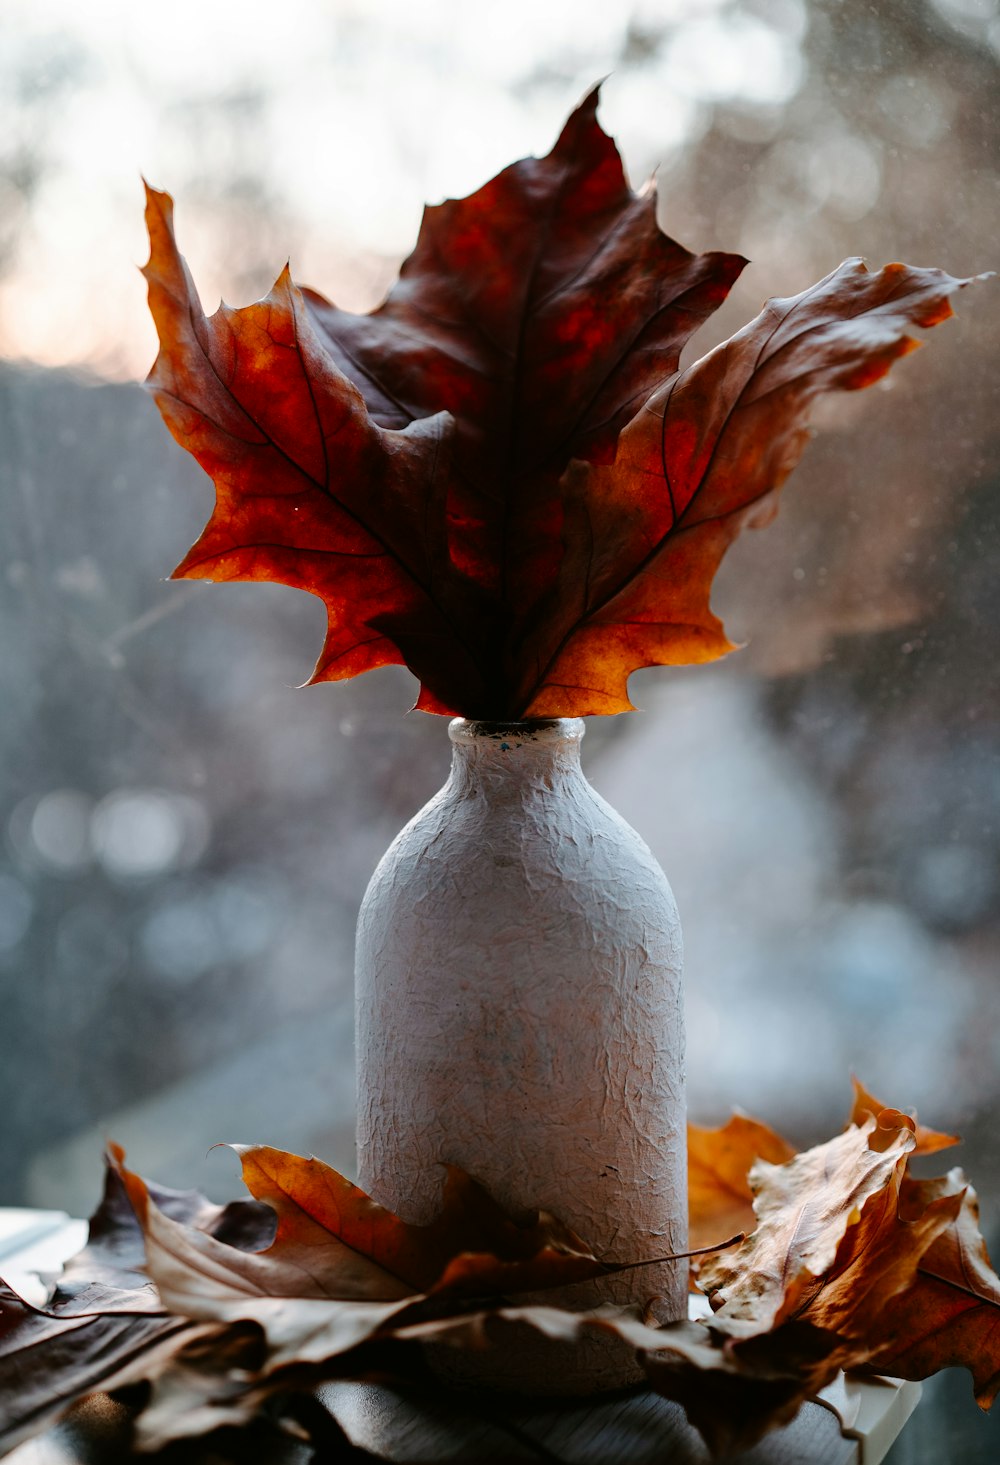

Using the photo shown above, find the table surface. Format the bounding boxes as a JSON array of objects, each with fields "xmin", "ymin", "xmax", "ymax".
[{"xmin": 0, "ymin": 1208, "xmax": 921, "ymax": 1465}]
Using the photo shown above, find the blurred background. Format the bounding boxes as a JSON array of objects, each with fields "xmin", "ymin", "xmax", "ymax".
[{"xmin": 0, "ymin": 0, "xmax": 998, "ymax": 1452}]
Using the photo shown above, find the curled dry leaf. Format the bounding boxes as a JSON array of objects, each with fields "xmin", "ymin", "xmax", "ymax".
[
  {"xmin": 144, "ymin": 89, "xmax": 984, "ymax": 718},
  {"xmin": 643, "ymin": 1317, "xmax": 846, "ymax": 1458},
  {"xmin": 848, "ymin": 1075, "xmax": 960, "ymax": 1157},
  {"xmin": 111, "ymin": 1143, "xmax": 718, "ymax": 1337},
  {"xmin": 697, "ymin": 1110, "xmax": 919, "ymax": 1338},
  {"xmin": 865, "ymin": 1169, "xmax": 1000, "ymax": 1407},
  {"xmin": 53, "ymin": 1144, "xmax": 275, "ymax": 1316},
  {"xmin": 110, "ymin": 1146, "xmax": 419, "ymax": 1368}
]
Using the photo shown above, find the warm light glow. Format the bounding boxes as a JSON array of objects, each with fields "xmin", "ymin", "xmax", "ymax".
[{"xmin": 0, "ymin": 0, "xmax": 809, "ymax": 378}]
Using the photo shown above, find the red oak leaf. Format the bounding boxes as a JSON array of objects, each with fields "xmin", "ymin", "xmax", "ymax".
[
  {"xmin": 146, "ymin": 90, "xmax": 981, "ymax": 716},
  {"xmin": 144, "ymin": 89, "xmax": 742, "ymax": 716},
  {"xmin": 518, "ymin": 257, "xmax": 975, "ymax": 713}
]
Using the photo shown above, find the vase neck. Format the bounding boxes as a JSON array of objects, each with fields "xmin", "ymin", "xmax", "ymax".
[{"xmin": 447, "ymin": 718, "xmax": 585, "ymax": 797}]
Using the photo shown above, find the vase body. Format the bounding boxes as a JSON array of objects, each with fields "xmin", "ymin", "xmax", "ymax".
[{"xmin": 355, "ymin": 718, "xmax": 686, "ymax": 1392}]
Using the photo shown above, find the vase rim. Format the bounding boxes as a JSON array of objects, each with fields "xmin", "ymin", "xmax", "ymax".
[{"xmin": 448, "ymin": 717, "xmax": 585, "ymax": 746}]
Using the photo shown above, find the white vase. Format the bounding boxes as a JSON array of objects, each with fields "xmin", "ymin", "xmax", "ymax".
[{"xmin": 355, "ymin": 717, "xmax": 686, "ymax": 1392}]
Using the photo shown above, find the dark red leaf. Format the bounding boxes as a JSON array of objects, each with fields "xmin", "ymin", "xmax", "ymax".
[
  {"xmin": 145, "ymin": 92, "xmax": 984, "ymax": 716},
  {"xmin": 144, "ymin": 91, "xmax": 744, "ymax": 715}
]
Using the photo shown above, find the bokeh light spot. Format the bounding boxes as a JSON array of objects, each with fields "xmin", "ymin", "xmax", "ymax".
[
  {"xmin": 27, "ymin": 789, "xmax": 94, "ymax": 874},
  {"xmin": 91, "ymin": 788, "xmax": 209, "ymax": 880}
]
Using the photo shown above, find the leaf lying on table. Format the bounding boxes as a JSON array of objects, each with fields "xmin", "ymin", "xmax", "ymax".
[
  {"xmin": 144, "ymin": 88, "xmax": 987, "ymax": 718},
  {"xmin": 1, "ymin": 1087, "xmax": 997, "ymax": 1460},
  {"xmin": 228, "ymin": 1142, "xmax": 657, "ymax": 1299},
  {"xmin": 0, "ymin": 1158, "xmax": 273, "ymax": 1456}
]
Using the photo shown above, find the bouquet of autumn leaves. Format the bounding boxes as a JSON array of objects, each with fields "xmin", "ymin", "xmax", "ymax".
[
  {"xmin": 140, "ymin": 87, "xmax": 983, "ymax": 719},
  {"xmin": 1, "ymin": 1084, "xmax": 998, "ymax": 1457}
]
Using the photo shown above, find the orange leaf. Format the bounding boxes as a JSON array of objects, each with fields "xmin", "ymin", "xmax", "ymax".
[
  {"xmin": 230, "ymin": 1144, "xmax": 614, "ymax": 1300},
  {"xmin": 109, "ymin": 1145, "xmax": 419, "ymax": 1364},
  {"xmin": 647, "ymin": 1103, "xmax": 969, "ymax": 1454},
  {"xmin": 792, "ymin": 1166, "xmax": 963, "ymax": 1346},
  {"xmin": 687, "ymin": 1113, "xmax": 795, "ymax": 1258}
]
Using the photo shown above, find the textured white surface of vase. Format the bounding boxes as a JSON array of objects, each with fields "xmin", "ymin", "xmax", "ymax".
[{"xmin": 355, "ymin": 717, "xmax": 686, "ymax": 1391}]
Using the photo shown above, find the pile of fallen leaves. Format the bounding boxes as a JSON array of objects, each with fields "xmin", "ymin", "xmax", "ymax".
[
  {"xmin": 1, "ymin": 1081, "xmax": 997, "ymax": 1459},
  {"xmin": 143, "ymin": 88, "xmax": 986, "ymax": 719}
]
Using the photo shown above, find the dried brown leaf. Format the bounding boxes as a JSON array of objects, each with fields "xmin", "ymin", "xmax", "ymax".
[
  {"xmin": 0, "ymin": 1152, "xmax": 272, "ymax": 1458},
  {"xmin": 864, "ymin": 1169, "xmax": 1000, "ymax": 1408},
  {"xmin": 697, "ymin": 1111, "xmax": 917, "ymax": 1337},
  {"xmin": 0, "ymin": 1281, "xmax": 207, "ymax": 1458}
]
